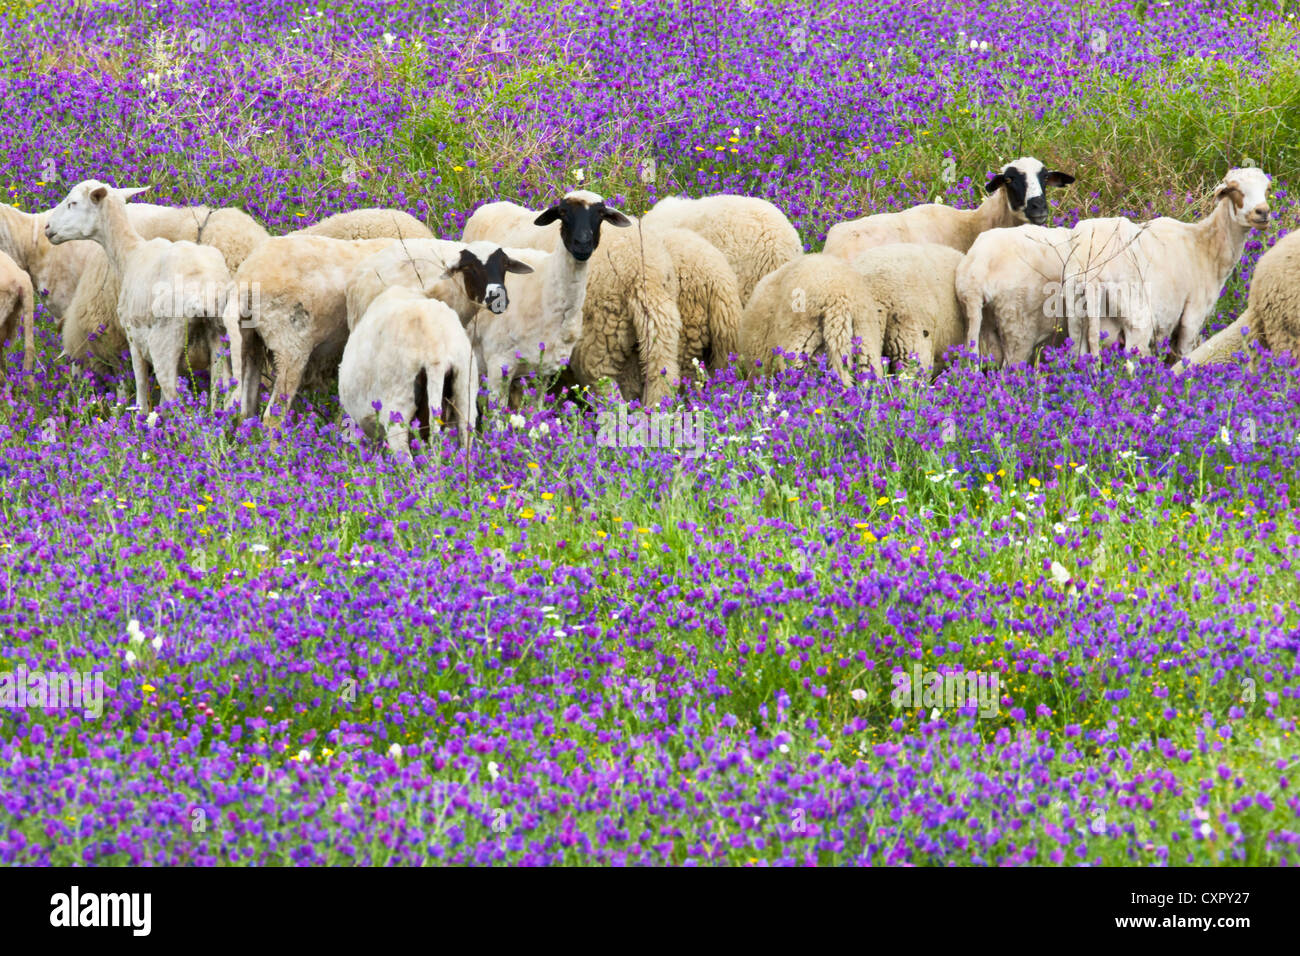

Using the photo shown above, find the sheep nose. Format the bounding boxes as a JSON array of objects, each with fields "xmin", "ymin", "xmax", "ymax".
[{"xmin": 1254, "ymin": 205, "xmax": 1271, "ymax": 221}]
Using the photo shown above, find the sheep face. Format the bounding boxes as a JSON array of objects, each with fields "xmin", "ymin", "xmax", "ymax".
[
  {"xmin": 985, "ymin": 157, "xmax": 1074, "ymax": 226},
  {"xmin": 444, "ymin": 245, "xmax": 533, "ymax": 314},
  {"xmin": 1215, "ymin": 167, "xmax": 1272, "ymax": 228},
  {"xmin": 44, "ymin": 180, "xmax": 150, "ymax": 244},
  {"xmin": 533, "ymin": 190, "xmax": 631, "ymax": 262}
]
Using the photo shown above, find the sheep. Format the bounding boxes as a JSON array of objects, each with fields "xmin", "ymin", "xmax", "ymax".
[
  {"xmin": 738, "ymin": 253, "xmax": 884, "ymax": 383},
  {"xmin": 0, "ymin": 198, "xmax": 268, "ymax": 370},
  {"xmin": 1071, "ymin": 167, "xmax": 1272, "ymax": 362},
  {"xmin": 345, "ymin": 238, "xmax": 533, "ymax": 332},
  {"xmin": 226, "ymin": 235, "xmax": 531, "ymax": 421},
  {"xmin": 464, "ymin": 193, "xmax": 682, "ymax": 405},
  {"xmin": 823, "ymin": 157, "xmax": 1075, "ymax": 260},
  {"xmin": 0, "ymin": 250, "xmax": 34, "ymax": 375},
  {"xmin": 641, "ymin": 194, "xmax": 802, "ymax": 302},
  {"xmin": 464, "ymin": 192, "xmax": 633, "ymax": 405},
  {"xmin": 293, "ymin": 209, "xmax": 433, "ymax": 241},
  {"xmin": 1177, "ymin": 226, "xmax": 1300, "ymax": 372},
  {"xmin": 339, "ymin": 286, "xmax": 477, "ymax": 458},
  {"xmin": 848, "ymin": 243, "xmax": 966, "ymax": 374},
  {"xmin": 652, "ymin": 226, "xmax": 744, "ymax": 375},
  {"xmin": 956, "ymin": 225, "xmax": 1089, "ymax": 367},
  {"xmin": 43, "ymin": 180, "xmax": 232, "ymax": 413}
]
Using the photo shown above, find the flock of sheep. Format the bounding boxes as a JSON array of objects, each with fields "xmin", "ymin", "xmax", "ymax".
[{"xmin": 0, "ymin": 155, "xmax": 1296, "ymax": 457}]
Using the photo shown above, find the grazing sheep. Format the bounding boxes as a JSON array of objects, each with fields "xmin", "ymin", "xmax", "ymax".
[
  {"xmin": 466, "ymin": 191, "xmax": 632, "ymax": 404},
  {"xmin": 339, "ymin": 286, "xmax": 477, "ymax": 458},
  {"xmin": 642, "ymin": 194, "xmax": 802, "ymax": 302},
  {"xmin": 956, "ymin": 225, "xmax": 1086, "ymax": 367},
  {"xmin": 293, "ymin": 209, "xmax": 433, "ymax": 241},
  {"xmin": 345, "ymin": 238, "xmax": 533, "ymax": 331},
  {"xmin": 464, "ymin": 194, "xmax": 682, "ymax": 405},
  {"xmin": 1178, "ymin": 226, "xmax": 1300, "ymax": 371},
  {"xmin": 44, "ymin": 180, "xmax": 232, "ymax": 413},
  {"xmin": 824, "ymin": 157, "xmax": 1075, "ymax": 260},
  {"xmin": 738, "ymin": 253, "xmax": 884, "ymax": 383},
  {"xmin": 653, "ymin": 226, "xmax": 744, "ymax": 373},
  {"xmin": 1072, "ymin": 167, "xmax": 1272, "ymax": 362},
  {"xmin": 0, "ymin": 249, "xmax": 34, "ymax": 374},
  {"xmin": 848, "ymin": 243, "xmax": 965, "ymax": 374}
]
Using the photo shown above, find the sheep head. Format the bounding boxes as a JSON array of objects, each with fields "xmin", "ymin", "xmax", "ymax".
[
  {"xmin": 44, "ymin": 180, "xmax": 151, "ymax": 245},
  {"xmin": 985, "ymin": 157, "xmax": 1075, "ymax": 226},
  {"xmin": 533, "ymin": 190, "xmax": 631, "ymax": 261},
  {"xmin": 442, "ymin": 242, "xmax": 533, "ymax": 315},
  {"xmin": 1215, "ymin": 168, "xmax": 1271, "ymax": 229}
]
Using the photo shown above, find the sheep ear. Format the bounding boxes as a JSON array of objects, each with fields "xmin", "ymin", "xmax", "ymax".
[
  {"xmin": 601, "ymin": 207, "xmax": 632, "ymax": 228},
  {"xmin": 1215, "ymin": 181, "xmax": 1244, "ymax": 208},
  {"xmin": 1045, "ymin": 171, "xmax": 1075, "ymax": 188},
  {"xmin": 503, "ymin": 255, "xmax": 534, "ymax": 275},
  {"xmin": 985, "ymin": 174, "xmax": 1007, "ymax": 194},
  {"xmin": 89, "ymin": 185, "xmax": 109, "ymax": 203},
  {"xmin": 113, "ymin": 186, "xmax": 151, "ymax": 202},
  {"xmin": 533, "ymin": 206, "xmax": 562, "ymax": 227}
]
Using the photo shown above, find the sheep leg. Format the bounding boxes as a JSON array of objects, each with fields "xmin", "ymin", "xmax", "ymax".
[
  {"xmin": 20, "ymin": 282, "xmax": 34, "ymax": 375},
  {"xmin": 263, "ymin": 358, "xmax": 305, "ymax": 426},
  {"xmin": 205, "ymin": 321, "xmax": 225, "ymax": 414},
  {"xmin": 151, "ymin": 322, "xmax": 185, "ymax": 406},
  {"xmin": 241, "ymin": 337, "xmax": 264, "ymax": 419},
  {"xmin": 1174, "ymin": 313, "xmax": 1255, "ymax": 374},
  {"xmin": 128, "ymin": 339, "xmax": 152, "ymax": 415}
]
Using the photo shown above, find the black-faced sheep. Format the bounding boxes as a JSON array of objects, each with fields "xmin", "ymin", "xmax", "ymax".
[{"xmin": 824, "ymin": 157, "xmax": 1075, "ymax": 260}]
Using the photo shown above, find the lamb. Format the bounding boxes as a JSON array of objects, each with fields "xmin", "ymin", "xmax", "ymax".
[
  {"xmin": 823, "ymin": 157, "xmax": 1075, "ymax": 260},
  {"xmin": 226, "ymin": 235, "xmax": 531, "ymax": 421},
  {"xmin": 641, "ymin": 194, "xmax": 802, "ymax": 302},
  {"xmin": 339, "ymin": 286, "xmax": 477, "ymax": 458},
  {"xmin": 1177, "ymin": 226, "xmax": 1300, "ymax": 372},
  {"xmin": 293, "ymin": 209, "xmax": 433, "ymax": 241},
  {"xmin": 0, "ymin": 250, "xmax": 34, "ymax": 375},
  {"xmin": 738, "ymin": 253, "xmax": 884, "ymax": 383},
  {"xmin": 956, "ymin": 225, "xmax": 1087, "ymax": 367},
  {"xmin": 465, "ymin": 192, "xmax": 631, "ymax": 405},
  {"xmin": 1070, "ymin": 168, "xmax": 1272, "ymax": 363},
  {"xmin": 44, "ymin": 180, "xmax": 232, "ymax": 413},
  {"xmin": 653, "ymin": 226, "xmax": 743, "ymax": 373},
  {"xmin": 345, "ymin": 238, "xmax": 533, "ymax": 332},
  {"xmin": 463, "ymin": 194, "xmax": 682, "ymax": 405},
  {"xmin": 848, "ymin": 243, "xmax": 966, "ymax": 374}
]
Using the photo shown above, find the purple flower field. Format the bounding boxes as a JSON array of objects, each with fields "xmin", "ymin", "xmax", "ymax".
[{"xmin": 0, "ymin": 0, "xmax": 1298, "ymax": 865}]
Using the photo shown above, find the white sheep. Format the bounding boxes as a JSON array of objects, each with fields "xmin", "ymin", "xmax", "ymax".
[
  {"xmin": 293, "ymin": 209, "xmax": 433, "ymax": 241},
  {"xmin": 0, "ymin": 249, "xmax": 34, "ymax": 375},
  {"xmin": 463, "ymin": 191, "xmax": 630, "ymax": 404},
  {"xmin": 464, "ymin": 193, "xmax": 682, "ymax": 405},
  {"xmin": 824, "ymin": 157, "xmax": 1075, "ymax": 260},
  {"xmin": 0, "ymin": 199, "xmax": 267, "ymax": 369},
  {"xmin": 642, "ymin": 194, "xmax": 803, "ymax": 302},
  {"xmin": 848, "ymin": 243, "xmax": 966, "ymax": 374},
  {"xmin": 653, "ymin": 226, "xmax": 744, "ymax": 374},
  {"xmin": 955, "ymin": 224, "xmax": 1085, "ymax": 367},
  {"xmin": 44, "ymin": 180, "xmax": 233, "ymax": 413},
  {"xmin": 1071, "ymin": 168, "xmax": 1272, "ymax": 362},
  {"xmin": 739, "ymin": 253, "xmax": 884, "ymax": 383},
  {"xmin": 339, "ymin": 286, "xmax": 477, "ymax": 458}
]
